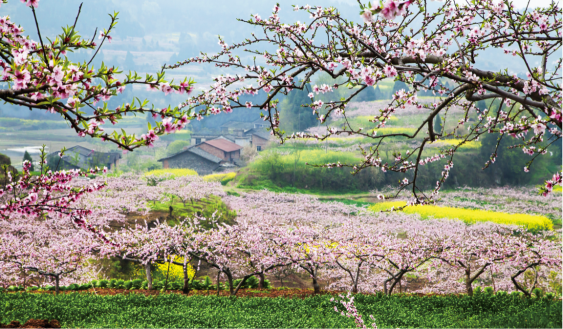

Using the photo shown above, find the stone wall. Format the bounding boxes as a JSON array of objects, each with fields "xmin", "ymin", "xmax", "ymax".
[{"xmin": 167, "ymin": 152, "xmax": 219, "ymax": 175}]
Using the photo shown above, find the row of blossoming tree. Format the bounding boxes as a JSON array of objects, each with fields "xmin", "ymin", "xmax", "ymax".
[{"xmin": 2, "ymin": 174, "xmax": 560, "ymax": 296}]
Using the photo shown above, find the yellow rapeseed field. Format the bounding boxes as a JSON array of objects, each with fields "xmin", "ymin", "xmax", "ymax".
[
  {"xmin": 429, "ymin": 139, "xmax": 481, "ymax": 150},
  {"xmin": 155, "ymin": 256, "xmax": 196, "ymax": 281},
  {"xmin": 203, "ymin": 172, "xmax": 236, "ymax": 185},
  {"xmin": 144, "ymin": 168, "xmax": 198, "ymax": 178},
  {"xmin": 369, "ymin": 201, "xmax": 553, "ymax": 231}
]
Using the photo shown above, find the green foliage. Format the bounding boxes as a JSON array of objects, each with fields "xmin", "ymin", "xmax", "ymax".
[
  {"xmin": 279, "ymin": 79, "xmax": 317, "ymax": 133},
  {"xmin": 166, "ymin": 140, "xmax": 191, "ymax": 156},
  {"xmin": 123, "ymin": 281, "xmax": 133, "ymax": 290},
  {"xmin": 109, "ymin": 279, "xmax": 117, "ymax": 289},
  {"xmin": 1, "ymin": 293, "xmax": 560, "ymax": 328},
  {"xmin": 238, "ymin": 150, "xmax": 384, "ymax": 193},
  {"xmin": 131, "ymin": 279, "xmax": 143, "ymax": 290},
  {"xmin": 98, "ymin": 280, "xmax": 108, "ymax": 288},
  {"xmin": 151, "ymin": 195, "xmax": 236, "ymax": 226}
]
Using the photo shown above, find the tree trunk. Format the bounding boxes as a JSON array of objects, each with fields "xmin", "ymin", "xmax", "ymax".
[
  {"xmin": 312, "ymin": 277, "xmax": 320, "ymax": 294},
  {"xmin": 225, "ymin": 271, "xmax": 234, "ymax": 296},
  {"xmin": 182, "ymin": 263, "xmax": 191, "ymax": 295},
  {"xmin": 55, "ymin": 276, "xmax": 60, "ymax": 296},
  {"xmin": 465, "ymin": 268, "xmax": 474, "ymax": 296},
  {"xmin": 233, "ymin": 276, "xmax": 251, "ymax": 296},
  {"xmin": 258, "ymin": 272, "xmax": 265, "ymax": 289},
  {"xmin": 145, "ymin": 264, "xmax": 153, "ymax": 290},
  {"xmin": 216, "ymin": 271, "xmax": 221, "ymax": 296},
  {"xmin": 164, "ymin": 260, "xmax": 171, "ymax": 291}
]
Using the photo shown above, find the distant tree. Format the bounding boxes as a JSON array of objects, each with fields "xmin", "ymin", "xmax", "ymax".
[
  {"xmin": 280, "ymin": 79, "xmax": 316, "ymax": 132},
  {"xmin": 22, "ymin": 151, "xmax": 34, "ymax": 172},
  {"xmin": 392, "ymin": 80, "xmax": 410, "ymax": 95},
  {"xmin": 167, "ymin": 140, "xmax": 191, "ymax": 156},
  {"xmin": 434, "ymin": 115, "xmax": 442, "ymax": 135},
  {"xmin": 477, "ymin": 100, "xmax": 487, "ymax": 111},
  {"xmin": 356, "ymin": 86, "xmax": 377, "ymax": 102}
]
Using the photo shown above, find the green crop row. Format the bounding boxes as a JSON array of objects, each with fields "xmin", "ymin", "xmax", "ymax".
[
  {"xmin": 1, "ymin": 291, "xmax": 560, "ymax": 328},
  {"xmin": 1, "ymin": 276, "xmax": 271, "ymax": 294}
]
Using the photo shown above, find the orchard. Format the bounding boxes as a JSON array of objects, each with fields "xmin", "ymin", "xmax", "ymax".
[{"xmin": 0, "ymin": 0, "xmax": 561, "ymax": 327}]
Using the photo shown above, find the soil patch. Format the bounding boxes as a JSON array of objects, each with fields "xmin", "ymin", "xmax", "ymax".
[{"xmin": 0, "ymin": 319, "xmax": 60, "ymax": 328}]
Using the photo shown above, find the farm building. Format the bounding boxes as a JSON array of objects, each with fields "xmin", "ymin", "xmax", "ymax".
[
  {"xmin": 191, "ymin": 122, "xmax": 271, "ymax": 151},
  {"xmin": 158, "ymin": 137, "xmax": 243, "ymax": 175},
  {"xmin": 47, "ymin": 145, "xmax": 121, "ymax": 171}
]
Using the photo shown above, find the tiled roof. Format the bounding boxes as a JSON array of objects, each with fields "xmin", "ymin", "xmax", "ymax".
[
  {"xmin": 204, "ymin": 139, "xmax": 242, "ymax": 152},
  {"xmin": 157, "ymin": 145, "xmax": 223, "ymax": 164},
  {"xmin": 187, "ymin": 147, "xmax": 222, "ymax": 163},
  {"xmin": 245, "ymin": 128, "xmax": 271, "ymax": 140}
]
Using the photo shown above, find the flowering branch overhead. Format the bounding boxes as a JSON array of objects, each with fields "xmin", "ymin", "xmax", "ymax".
[{"xmin": 167, "ymin": 0, "xmax": 561, "ymax": 203}]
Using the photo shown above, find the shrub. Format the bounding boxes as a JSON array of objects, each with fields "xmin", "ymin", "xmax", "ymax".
[
  {"xmin": 99, "ymin": 280, "xmax": 109, "ymax": 288},
  {"xmin": 79, "ymin": 283, "xmax": 92, "ymax": 290},
  {"xmin": 171, "ymin": 281, "xmax": 182, "ymax": 290},
  {"xmin": 68, "ymin": 284, "xmax": 79, "ymax": 291},
  {"xmin": 25, "ymin": 286, "xmax": 39, "ymax": 292},
  {"xmin": 123, "ymin": 281, "xmax": 133, "ymax": 290},
  {"xmin": 131, "ymin": 279, "xmax": 143, "ymax": 290},
  {"xmin": 263, "ymin": 279, "xmax": 272, "ymax": 289},
  {"xmin": 116, "ymin": 279, "xmax": 125, "ymax": 289},
  {"xmin": 533, "ymin": 288, "xmax": 544, "ymax": 299},
  {"xmin": 109, "ymin": 279, "xmax": 117, "ymax": 288},
  {"xmin": 484, "ymin": 287, "xmax": 494, "ymax": 295},
  {"xmin": 141, "ymin": 281, "xmax": 148, "ymax": 290},
  {"xmin": 246, "ymin": 276, "xmax": 259, "ymax": 289},
  {"xmin": 203, "ymin": 276, "xmax": 212, "ymax": 290},
  {"xmin": 90, "ymin": 280, "xmax": 99, "ymax": 288}
]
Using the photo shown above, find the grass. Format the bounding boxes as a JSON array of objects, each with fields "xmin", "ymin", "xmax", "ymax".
[
  {"xmin": 429, "ymin": 139, "xmax": 482, "ymax": 150},
  {"xmin": 369, "ymin": 202, "xmax": 553, "ymax": 231},
  {"xmin": 1, "ymin": 292, "xmax": 560, "ymax": 328},
  {"xmin": 150, "ymin": 195, "xmax": 237, "ymax": 225}
]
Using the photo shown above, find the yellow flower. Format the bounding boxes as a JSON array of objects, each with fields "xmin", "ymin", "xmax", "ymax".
[{"xmin": 369, "ymin": 202, "xmax": 552, "ymax": 231}]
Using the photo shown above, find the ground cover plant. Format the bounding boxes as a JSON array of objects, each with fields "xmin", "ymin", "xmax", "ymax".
[{"xmin": 1, "ymin": 292, "xmax": 560, "ymax": 328}]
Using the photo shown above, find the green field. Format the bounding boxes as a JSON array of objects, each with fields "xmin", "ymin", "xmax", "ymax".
[{"xmin": 1, "ymin": 292, "xmax": 560, "ymax": 328}]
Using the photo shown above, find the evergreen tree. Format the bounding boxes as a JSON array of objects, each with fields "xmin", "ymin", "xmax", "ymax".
[
  {"xmin": 23, "ymin": 150, "xmax": 34, "ymax": 172},
  {"xmin": 434, "ymin": 115, "xmax": 442, "ymax": 134},
  {"xmin": 356, "ymin": 86, "xmax": 377, "ymax": 102},
  {"xmin": 280, "ymin": 80, "xmax": 316, "ymax": 132},
  {"xmin": 392, "ymin": 80, "xmax": 410, "ymax": 95}
]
